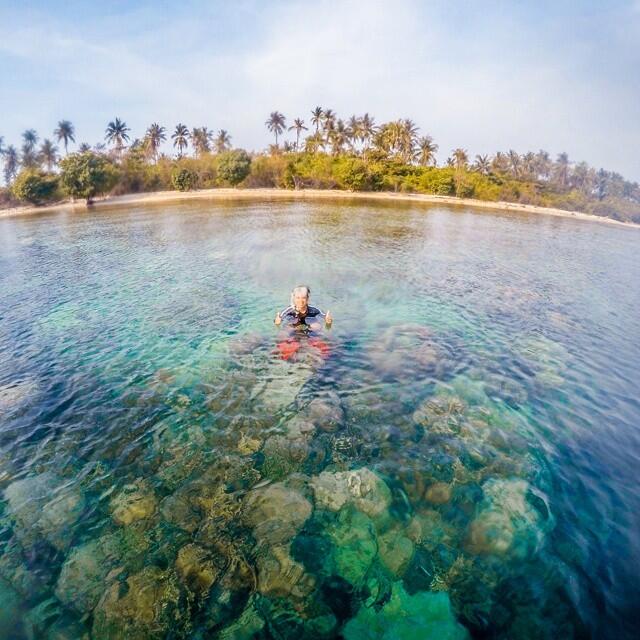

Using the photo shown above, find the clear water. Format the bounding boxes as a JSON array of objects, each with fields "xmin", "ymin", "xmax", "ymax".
[{"xmin": 0, "ymin": 200, "xmax": 638, "ymax": 639}]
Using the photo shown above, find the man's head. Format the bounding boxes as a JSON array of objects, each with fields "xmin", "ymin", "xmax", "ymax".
[{"xmin": 291, "ymin": 285, "xmax": 310, "ymax": 313}]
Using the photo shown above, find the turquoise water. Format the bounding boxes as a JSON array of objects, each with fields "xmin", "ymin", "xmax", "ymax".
[{"xmin": 0, "ymin": 199, "xmax": 639, "ymax": 639}]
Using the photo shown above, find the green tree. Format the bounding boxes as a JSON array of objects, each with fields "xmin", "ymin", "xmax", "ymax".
[
  {"xmin": 171, "ymin": 167, "xmax": 197, "ymax": 191},
  {"xmin": 59, "ymin": 151, "xmax": 119, "ymax": 204},
  {"xmin": 266, "ymin": 111, "xmax": 286, "ymax": 146},
  {"xmin": 172, "ymin": 123, "xmax": 190, "ymax": 157},
  {"xmin": 54, "ymin": 120, "xmax": 75, "ymax": 155},
  {"xmin": 105, "ymin": 118, "xmax": 130, "ymax": 156},
  {"xmin": 191, "ymin": 127, "xmax": 212, "ymax": 157},
  {"xmin": 217, "ymin": 149, "xmax": 251, "ymax": 186},
  {"xmin": 11, "ymin": 169, "xmax": 59, "ymax": 204}
]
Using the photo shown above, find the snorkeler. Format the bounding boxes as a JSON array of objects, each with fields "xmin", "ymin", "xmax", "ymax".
[{"xmin": 274, "ymin": 285, "xmax": 332, "ymax": 360}]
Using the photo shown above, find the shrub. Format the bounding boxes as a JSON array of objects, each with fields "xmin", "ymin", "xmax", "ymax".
[
  {"xmin": 59, "ymin": 152, "xmax": 119, "ymax": 203},
  {"xmin": 171, "ymin": 167, "xmax": 198, "ymax": 191},
  {"xmin": 418, "ymin": 168, "xmax": 455, "ymax": 195},
  {"xmin": 11, "ymin": 169, "xmax": 59, "ymax": 205},
  {"xmin": 217, "ymin": 149, "xmax": 252, "ymax": 186}
]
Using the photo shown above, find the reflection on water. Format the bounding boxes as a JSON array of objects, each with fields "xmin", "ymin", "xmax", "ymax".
[{"xmin": 0, "ymin": 200, "xmax": 639, "ymax": 639}]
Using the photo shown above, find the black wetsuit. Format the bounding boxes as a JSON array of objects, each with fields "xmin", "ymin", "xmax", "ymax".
[{"xmin": 278, "ymin": 305, "xmax": 325, "ymax": 329}]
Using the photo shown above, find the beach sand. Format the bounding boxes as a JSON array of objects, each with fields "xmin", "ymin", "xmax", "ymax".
[{"xmin": 1, "ymin": 188, "xmax": 639, "ymax": 229}]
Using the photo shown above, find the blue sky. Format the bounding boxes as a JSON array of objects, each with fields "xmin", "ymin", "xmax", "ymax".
[{"xmin": 1, "ymin": 0, "xmax": 639, "ymax": 180}]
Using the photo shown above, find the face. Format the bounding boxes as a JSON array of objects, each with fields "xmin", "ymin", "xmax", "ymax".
[{"xmin": 293, "ymin": 291, "xmax": 309, "ymax": 313}]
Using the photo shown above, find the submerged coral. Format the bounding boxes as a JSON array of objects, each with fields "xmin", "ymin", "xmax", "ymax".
[{"xmin": 342, "ymin": 580, "xmax": 469, "ymax": 639}]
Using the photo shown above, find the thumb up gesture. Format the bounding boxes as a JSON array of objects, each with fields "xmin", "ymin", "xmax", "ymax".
[
  {"xmin": 274, "ymin": 311, "xmax": 282, "ymax": 326},
  {"xmin": 325, "ymin": 310, "xmax": 333, "ymax": 325}
]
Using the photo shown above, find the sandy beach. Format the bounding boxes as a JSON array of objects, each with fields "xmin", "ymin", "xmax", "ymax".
[{"xmin": 1, "ymin": 188, "xmax": 639, "ymax": 229}]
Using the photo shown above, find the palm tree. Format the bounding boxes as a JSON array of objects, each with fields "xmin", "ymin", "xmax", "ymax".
[
  {"xmin": 554, "ymin": 152, "xmax": 570, "ymax": 188},
  {"xmin": 21, "ymin": 130, "xmax": 39, "ymax": 169},
  {"xmin": 534, "ymin": 150, "xmax": 551, "ymax": 181},
  {"xmin": 347, "ymin": 115, "xmax": 362, "ymax": 152},
  {"xmin": 191, "ymin": 127, "xmax": 212, "ymax": 157},
  {"xmin": 214, "ymin": 130, "xmax": 231, "ymax": 153},
  {"xmin": 172, "ymin": 123, "xmax": 190, "ymax": 157},
  {"xmin": 78, "ymin": 142, "xmax": 92, "ymax": 153},
  {"xmin": 361, "ymin": 113, "xmax": 376, "ymax": 160},
  {"xmin": 3, "ymin": 145, "xmax": 18, "ymax": 185},
  {"xmin": 105, "ymin": 118, "xmax": 130, "ymax": 156},
  {"xmin": 329, "ymin": 119, "xmax": 348, "ymax": 155},
  {"xmin": 491, "ymin": 151, "xmax": 510, "ymax": 174},
  {"xmin": 322, "ymin": 109, "xmax": 336, "ymax": 144},
  {"xmin": 311, "ymin": 107, "xmax": 324, "ymax": 134},
  {"xmin": 0, "ymin": 136, "xmax": 5, "ymax": 156},
  {"xmin": 288, "ymin": 118, "xmax": 308, "ymax": 150},
  {"xmin": 507, "ymin": 149, "xmax": 521, "ymax": 178},
  {"xmin": 265, "ymin": 111, "xmax": 286, "ymax": 146},
  {"xmin": 452, "ymin": 148, "xmax": 469, "ymax": 170},
  {"xmin": 54, "ymin": 120, "xmax": 75, "ymax": 155},
  {"xmin": 417, "ymin": 136, "xmax": 439, "ymax": 166},
  {"xmin": 400, "ymin": 119, "xmax": 419, "ymax": 163},
  {"xmin": 39, "ymin": 139, "xmax": 58, "ymax": 171},
  {"xmin": 472, "ymin": 154, "xmax": 491, "ymax": 175},
  {"xmin": 144, "ymin": 123, "xmax": 166, "ymax": 163},
  {"xmin": 521, "ymin": 151, "xmax": 536, "ymax": 179},
  {"xmin": 22, "ymin": 129, "xmax": 38, "ymax": 152}
]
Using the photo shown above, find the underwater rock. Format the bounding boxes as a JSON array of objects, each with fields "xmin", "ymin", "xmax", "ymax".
[
  {"xmin": 342, "ymin": 580, "xmax": 469, "ymax": 640},
  {"xmin": 413, "ymin": 395, "xmax": 465, "ymax": 437},
  {"xmin": 466, "ymin": 479, "xmax": 551, "ymax": 558},
  {"xmin": 57, "ymin": 527, "xmax": 151, "ymax": 613},
  {"xmin": 285, "ymin": 416, "xmax": 317, "ymax": 439},
  {"xmin": 258, "ymin": 362, "xmax": 315, "ymax": 413},
  {"xmin": 237, "ymin": 433, "xmax": 262, "ymax": 455},
  {"xmin": 0, "ymin": 577, "xmax": 22, "ymax": 638},
  {"xmin": 228, "ymin": 331, "xmax": 265, "ymax": 357},
  {"xmin": 92, "ymin": 566, "xmax": 182, "ymax": 640},
  {"xmin": 425, "ymin": 482, "xmax": 453, "ymax": 505},
  {"xmin": 367, "ymin": 324, "xmax": 449, "ymax": 381},
  {"xmin": 242, "ymin": 482, "xmax": 312, "ymax": 545},
  {"xmin": 256, "ymin": 543, "xmax": 316, "ymax": 601},
  {"xmin": 406, "ymin": 510, "xmax": 454, "ymax": 551},
  {"xmin": 325, "ymin": 507, "xmax": 378, "ymax": 586},
  {"xmin": 303, "ymin": 391, "xmax": 345, "ymax": 433},
  {"xmin": 310, "ymin": 467, "xmax": 392, "ymax": 519},
  {"xmin": 175, "ymin": 543, "xmax": 221, "ymax": 596},
  {"xmin": 5, "ymin": 473, "xmax": 85, "ymax": 550},
  {"xmin": 260, "ymin": 435, "xmax": 310, "ymax": 481},
  {"xmin": 377, "ymin": 526, "xmax": 415, "ymax": 578},
  {"xmin": 217, "ymin": 597, "xmax": 265, "ymax": 640},
  {"xmin": 110, "ymin": 479, "xmax": 158, "ymax": 526}
]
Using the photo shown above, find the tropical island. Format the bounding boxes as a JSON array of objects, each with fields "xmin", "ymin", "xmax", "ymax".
[{"xmin": 1, "ymin": 108, "xmax": 639, "ymax": 224}]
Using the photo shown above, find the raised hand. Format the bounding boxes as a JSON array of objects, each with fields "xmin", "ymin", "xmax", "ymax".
[
  {"xmin": 274, "ymin": 311, "xmax": 282, "ymax": 326},
  {"xmin": 325, "ymin": 310, "xmax": 333, "ymax": 325}
]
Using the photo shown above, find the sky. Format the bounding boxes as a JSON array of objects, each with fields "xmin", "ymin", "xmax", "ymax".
[{"xmin": 1, "ymin": 0, "xmax": 639, "ymax": 180}]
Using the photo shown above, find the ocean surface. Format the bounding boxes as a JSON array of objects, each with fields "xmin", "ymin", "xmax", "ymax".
[{"xmin": 0, "ymin": 199, "xmax": 638, "ymax": 639}]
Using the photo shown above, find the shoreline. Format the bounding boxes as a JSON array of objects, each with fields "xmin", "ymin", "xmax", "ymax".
[{"xmin": 1, "ymin": 188, "xmax": 639, "ymax": 229}]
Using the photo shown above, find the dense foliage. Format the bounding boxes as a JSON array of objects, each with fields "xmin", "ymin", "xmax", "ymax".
[
  {"xmin": 11, "ymin": 169, "xmax": 59, "ymax": 204},
  {"xmin": 217, "ymin": 149, "xmax": 252, "ymax": 186},
  {"xmin": 171, "ymin": 167, "xmax": 198, "ymax": 192},
  {"xmin": 58, "ymin": 152, "xmax": 119, "ymax": 203},
  {"xmin": 2, "ymin": 111, "xmax": 639, "ymax": 222}
]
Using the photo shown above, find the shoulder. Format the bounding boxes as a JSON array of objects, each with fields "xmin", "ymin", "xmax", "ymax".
[
  {"xmin": 280, "ymin": 306, "xmax": 295, "ymax": 317},
  {"xmin": 307, "ymin": 306, "xmax": 323, "ymax": 317}
]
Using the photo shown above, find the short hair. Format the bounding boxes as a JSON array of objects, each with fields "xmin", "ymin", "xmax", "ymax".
[{"xmin": 291, "ymin": 285, "xmax": 310, "ymax": 305}]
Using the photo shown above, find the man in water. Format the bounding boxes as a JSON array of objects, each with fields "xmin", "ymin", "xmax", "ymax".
[
  {"xmin": 274, "ymin": 285, "xmax": 332, "ymax": 359},
  {"xmin": 274, "ymin": 285, "xmax": 332, "ymax": 329}
]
